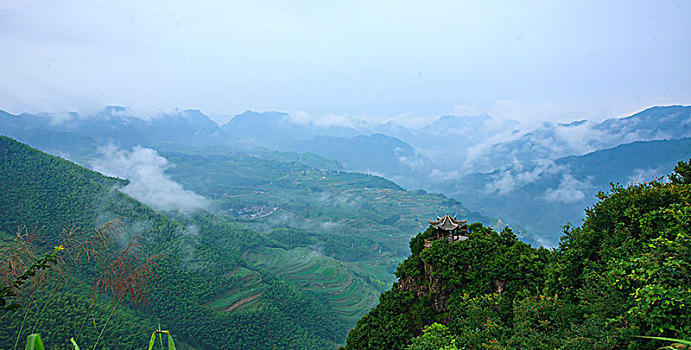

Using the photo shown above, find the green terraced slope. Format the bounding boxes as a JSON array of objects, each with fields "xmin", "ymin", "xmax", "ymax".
[
  {"xmin": 246, "ymin": 247, "xmax": 379, "ymax": 324},
  {"xmin": 162, "ymin": 152, "xmax": 495, "ymax": 288},
  {"xmin": 206, "ymin": 267, "xmax": 267, "ymax": 312}
]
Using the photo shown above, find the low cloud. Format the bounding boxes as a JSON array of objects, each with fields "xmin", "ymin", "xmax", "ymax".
[
  {"xmin": 628, "ymin": 167, "xmax": 665, "ymax": 185},
  {"xmin": 90, "ymin": 145, "xmax": 207, "ymax": 212},
  {"xmin": 429, "ymin": 168, "xmax": 460, "ymax": 182},
  {"xmin": 485, "ymin": 160, "xmax": 562, "ymax": 195},
  {"xmin": 542, "ymin": 174, "xmax": 591, "ymax": 204},
  {"xmin": 178, "ymin": 224, "xmax": 203, "ymax": 270},
  {"xmin": 314, "ymin": 192, "xmax": 361, "ymax": 208},
  {"xmin": 395, "ymin": 147, "xmax": 426, "ymax": 170},
  {"xmin": 290, "ymin": 111, "xmax": 359, "ymax": 129},
  {"xmin": 319, "ymin": 221, "xmax": 343, "ymax": 231}
]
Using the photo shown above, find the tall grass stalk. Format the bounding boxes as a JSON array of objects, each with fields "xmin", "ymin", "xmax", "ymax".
[
  {"xmin": 13, "ymin": 295, "xmax": 36, "ymax": 350},
  {"xmin": 30, "ymin": 273, "xmax": 66, "ymax": 334},
  {"xmin": 91, "ymin": 296, "xmax": 122, "ymax": 350},
  {"xmin": 157, "ymin": 321, "xmax": 164, "ymax": 349},
  {"xmin": 75, "ymin": 291, "xmax": 101, "ymax": 342}
]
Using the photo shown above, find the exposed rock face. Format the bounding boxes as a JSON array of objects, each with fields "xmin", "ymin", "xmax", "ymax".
[{"xmin": 398, "ymin": 262, "xmax": 448, "ymax": 313}]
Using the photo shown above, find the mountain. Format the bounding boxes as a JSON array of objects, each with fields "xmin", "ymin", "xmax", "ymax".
[
  {"xmin": 4, "ymin": 104, "xmax": 689, "ymax": 247},
  {"xmin": 221, "ymin": 110, "xmax": 361, "ymax": 149},
  {"xmin": 477, "ymin": 105, "xmax": 691, "ymax": 172},
  {"xmin": 0, "ymin": 136, "xmax": 346, "ymax": 349},
  {"xmin": 2, "ymin": 107, "xmax": 431, "ymax": 188},
  {"xmin": 359, "ymin": 106, "xmax": 691, "ymax": 177},
  {"xmin": 291, "ymin": 133, "xmax": 435, "ymax": 189},
  {"xmin": 345, "ymin": 162, "xmax": 691, "ymax": 349},
  {"xmin": 0, "ymin": 133, "xmax": 498, "ymax": 347},
  {"xmin": 596, "ymin": 105, "xmax": 691, "ymax": 139},
  {"xmin": 432, "ymin": 137, "xmax": 691, "ymax": 245},
  {"xmin": 222, "ymin": 111, "xmax": 434, "ymax": 188},
  {"xmin": 222, "ymin": 110, "xmax": 312, "ymax": 149},
  {"xmin": 159, "ymin": 150, "xmax": 497, "ymax": 281},
  {"xmin": 385, "ymin": 113, "xmax": 520, "ymax": 173},
  {"xmin": 0, "ymin": 106, "xmax": 228, "ymax": 152}
]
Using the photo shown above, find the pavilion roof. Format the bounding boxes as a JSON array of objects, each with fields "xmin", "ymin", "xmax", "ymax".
[{"xmin": 429, "ymin": 214, "xmax": 467, "ymax": 231}]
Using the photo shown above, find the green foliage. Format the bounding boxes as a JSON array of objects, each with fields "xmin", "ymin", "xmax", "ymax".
[
  {"xmin": 670, "ymin": 159, "xmax": 691, "ymax": 184},
  {"xmin": 148, "ymin": 330, "xmax": 176, "ymax": 350},
  {"xmin": 343, "ymin": 287, "xmax": 418, "ymax": 350},
  {"xmin": 1, "ymin": 245, "xmax": 63, "ymax": 311},
  {"xmin": 347, "ymin": 223, "xmax": 546, "ymax": 350},
  {"xmin": 16, "ymin": 329, "xmax": 179, "ymax": 350},
  {"xmin": 0, "ymin": 136, "xmax": 124, "ymax": 241},
  {"xmin": 0, "ymin": 137, "xmax": 344, "ymax": 349},
  {"xmin": 406, "ymin": 323, "xmax": 459, "ymax": 350},
  {"xmin": 347, "ymin": 160, "xmax": 691, "ymax": 349},
  {"xmin": 447, "ymin": 293, "xmax": 508, "ymax": 349},
  {"xmin": 1, "ymin": 286, "xmax": 155, "ymax": 349},
  {"xmin": 605, "ymin": 204, "xmax": 691, "ymax": 336},
  {"xmin": 545, "ymin": 177, "xmax": 691, "ymax": 347},
  {"xmin": 24, "ymin": 334, "xmax": 45, "ymax": 350},
  {"xmin": 506, "ymin": 295, "xmax": 601, "ymax": 349}
]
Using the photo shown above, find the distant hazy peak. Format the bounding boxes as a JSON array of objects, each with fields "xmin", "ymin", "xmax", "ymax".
[
  {"xmin": 0, "ymin": 110, "xmax": 18, "ymax": 118},
  {"xmin": 104, "ymin": 105, "xmax": 127, "ymax": 114},
  {"xmin": 436, "ymin": 113, "xmax": 493, "ymax": 122},
  {"xmin": 558, "ymin": 120, "xmax": 588, "ymax": 127},
  {"xmin": 600, "ymin": 105, "xmax": 690, "ymax": 124},
  {"xmin": 237, "ymin": 110, "xmax": 288, "ymax": 118}
]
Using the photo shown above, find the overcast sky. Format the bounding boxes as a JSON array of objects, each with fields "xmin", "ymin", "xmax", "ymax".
[{"xmin": 1, "ymin": 0, "xmax": 690, "ymax": 126}]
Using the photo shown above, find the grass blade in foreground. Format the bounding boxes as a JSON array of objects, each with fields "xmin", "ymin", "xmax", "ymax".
[
  {"xmin": 24, "ymin": 334, "xmax": 45, "ymax": 350},
  {"xmin": 635, "ymin": 336, "xmax": 691, "ymax": 347},
  {"xmin": 148, "ymin": 330, "xmax": 176, "ymax": 350}
]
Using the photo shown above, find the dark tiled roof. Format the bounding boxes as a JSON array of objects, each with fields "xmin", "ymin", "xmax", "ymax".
[{"xmin": 429, "ymin": 214, "xmax": 467, "ymax": 231}]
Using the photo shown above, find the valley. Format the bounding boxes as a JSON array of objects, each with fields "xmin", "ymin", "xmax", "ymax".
[
  {"xmin": 1, "ymin": 104, "xmax": 690, "ymax": 349},
  {"xmin": 2, "ymin": 3, "xmax": 689, "ymax": 348}
]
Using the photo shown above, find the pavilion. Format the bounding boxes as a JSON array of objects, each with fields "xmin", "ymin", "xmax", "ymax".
[{"xmin": 425, "ymin": 214, "xmax": 468, "ymax": 248}]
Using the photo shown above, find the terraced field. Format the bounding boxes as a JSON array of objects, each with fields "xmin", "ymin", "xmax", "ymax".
[
  {"xmin": 246, "ymin": 247, "xmax": 379, "ymax": 325},
  {"xmin": 163, "ymin": 151, "xmax": 497, "ymax": 328},
  {"xmin": 206, "ymin": 267, "xmax": 267, "ymax": 313}
]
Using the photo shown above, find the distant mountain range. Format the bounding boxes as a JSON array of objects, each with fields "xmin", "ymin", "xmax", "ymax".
[
  {"xmin": 2, "ymin": 105, "xmax": 690, "ymax": 244},
  {"xmin": 220, "ymin": 111, "xmax": 433, "ymax": 188},
  {"xmin": 432, "ymin": 137, "xmax": 691, "ymax": 245},
  {"xmin": 0, "ymin": 108, "xmax": 429, "ymax": 184},
  {"xmin": 0, "ymin": 106, "xmax": 226, "ymax": 151},
  {"xmin": 475, "ymin": 106, "xmax": 691, "ymax": 173}
]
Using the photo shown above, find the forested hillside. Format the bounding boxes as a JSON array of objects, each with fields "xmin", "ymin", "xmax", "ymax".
[
  {"xmin": 0, "ymin": 125, "xmax": 499, "ymax": 347},
  {"xmin": 160, "ymin": 151, "xmax": 494, "ymax": 289},
  {"xmin": 0, "ymin": 136, "xmax": 345, "ymax": 349},
  {"xmin": 345, "ymin": 160, "xmax": 691, "ymax": 349}
]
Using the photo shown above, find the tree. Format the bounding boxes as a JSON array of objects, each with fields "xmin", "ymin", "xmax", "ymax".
[
  {"xmin": 406, "ymin": 323, "xmax": 459, "ymax": 350},
  {"xmin": 670, "ymin": 159, "xmax": 691, "ymax": 184}
]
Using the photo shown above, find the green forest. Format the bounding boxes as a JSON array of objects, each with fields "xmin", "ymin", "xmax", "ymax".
[
  {"xmin": 344, "ymin": 160, "xmax": 691, "ymax": 349},
  {"xmin": 0, "ymin": 136, "xmax": 344, "ymax": 349},
  {"xmin": 1, "ymin": 134, "xmax": 690, "ymax": 349}
]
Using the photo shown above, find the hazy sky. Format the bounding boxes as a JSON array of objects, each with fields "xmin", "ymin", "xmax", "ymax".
[{"xmin": 1, "ymin": 0, "xmax": 690, "ymax": 125}]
